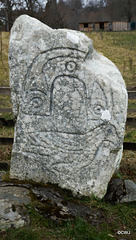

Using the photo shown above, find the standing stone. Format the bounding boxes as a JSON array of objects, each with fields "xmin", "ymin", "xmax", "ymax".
[{"xmin": 9, "ymin": 15, "xmax": 127, "ymax": 198}]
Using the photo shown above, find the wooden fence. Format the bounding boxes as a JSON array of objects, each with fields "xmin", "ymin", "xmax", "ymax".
[{"xmin": 0, "ymin": 87, "xmax": 136, "ymax": 150}]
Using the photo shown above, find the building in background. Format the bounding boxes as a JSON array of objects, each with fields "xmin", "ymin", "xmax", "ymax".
[
  {"xmin": 79, "ymin": 7, "xmax": 135, "ymax": 31},
  {"xmin": 79, "ymin": 21, "xmax": 131, "ymax": 31}
]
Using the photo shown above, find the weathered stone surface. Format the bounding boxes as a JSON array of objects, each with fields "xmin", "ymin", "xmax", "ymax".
[
  {"xmin": 9, "ymin": 15, "xmax": 127, "ymax": 198},
  {"xmin": 120, "ymin": 180, "xmax": 136, "ymax": 203},
  {"xmin": 104, "ymin": 178, "xmax": 136, "ymax": 203},
  {"xmin": 32, "ymin": 186, "xmax": 103, "ymax": 225},
  {"xmin": 0, "ymin": 179, "xmax": 104, "ymax": 228},
  {"xmin": 0, "ymin": 183, "xmax": 31, "ymax": 229},
  {"xmin": 103, "ymin": 178, "xmax": 127, "ymax": 203}
]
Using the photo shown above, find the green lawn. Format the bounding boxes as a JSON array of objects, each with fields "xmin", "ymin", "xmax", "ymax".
[{"xmin": 86, "ymin": 31, "xmax": 136, "ymax": 88}]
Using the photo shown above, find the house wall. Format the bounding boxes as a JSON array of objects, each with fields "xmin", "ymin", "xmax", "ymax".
[
  {"xmin": 92, "ymin": 22, "xmax": 109, "ymax": 31},
  {"xmin": 79, "ymin": 21, "xmax": 130, "ymax": 32},
  {"xmin": 104, "ymin": 22, "xmax": 109, "ymax": 31},
  {"xmin": 79, "ymin": 23, "xmax": 84, "ymax": 31},
  {"xmin": 79, "ymin": 23, "xmax": 93, "ymax": 32},
  {"xmin": 112, "ymin": 22, "xmax": 129, "ymax": 31},
  {"xmin": 94, "ymin": 23, "xmax": 99, "ymax": 30}
]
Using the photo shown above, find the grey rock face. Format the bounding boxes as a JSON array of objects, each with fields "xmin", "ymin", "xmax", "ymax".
[
  {"xmin": 0, "ymin": 183, "xmax": 30, "ymax": 230},
  {"xmin": 103, "ymin": 178, "xmax": 127, "ymax": 203},
  {"xmin": 32, "ymin": 186, "xmax": 103, "ymax": 224},
  {"xmin": 104, "ymin": 178, "xmax": 136, "ymax": 203},
  {"xmin": 0, "ymin": 179, "xmax": 103, "ymax": 228},
  {"xmin": 9, "ymin": 15, "xmax": 127, "ymax": 198},
  {"xmin": 120, "ymin": 180, "xmax": 136, "ymax": 203}
]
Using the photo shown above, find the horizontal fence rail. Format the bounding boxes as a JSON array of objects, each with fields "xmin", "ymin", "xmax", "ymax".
[
  {"xmin": 127, "ymin": 109, "xmax": 136, "ymax": 113},
  {"xmin": 126, "ymin": 117, "xmax": 136, "ymax": 127},
  {"xmin": 0, "ymin": 108, "xmax": 12, "ymax": 113},
  {"xmin": 0, "ymin": 117, "xmax": 136, "ymax": 127},
  {"xmin": 0, "ymin": 88, "xmax": 136, "ymax": 115},
  {"xmin": 0, "ymin": 162, "xmax": 10, "ymax": 171},
  {"xmin": 0, "ymin": 138, "xmax": 13, "ymax": 145},
  {"xmin": 127, "ymin": 91, "xmax": 136, "ymax": 99},
  {"xmin": 0, "ymin": 86, "xmax": 136, "ymax": 151},
  {"xmin": 0, "ymin": 87, "xmax": 136, "ymax": 99},
  {"xmin": 0, "ymin": 137, "xmax": 135, "ymax": 150},
  {"xmin": 1, "ymin": 109, "xmax": 136, "ymax": 114},
  {"xmin": 0, "ymin": 118, "xmax": 14, "ymax": 127},
  {"xmin": 0, "ymin": 87, "xmax": 11, "ymax": 96},
  {"xmin": 123, "ymin": 142, "xmax": 136, "ymax": 151},
  {"xmin": 127, "ymin": 87, "xmax": 136, "ymax": 91}
]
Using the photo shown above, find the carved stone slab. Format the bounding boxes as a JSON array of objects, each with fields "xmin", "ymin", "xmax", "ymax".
[{"xmin": 9, "ymin": 15, "xmax": 128, "ymax": 198}]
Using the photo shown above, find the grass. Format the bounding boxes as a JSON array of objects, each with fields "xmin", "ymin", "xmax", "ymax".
[
  {"xmin": 0, "ymin": 145, "xmax": 12, "ymax": 162},
  {"xmin": 0, "ymin": 95, "xmax": 12, "ymax": 109},
  {"xmin": 86, "ymin": 31, "xmax": 136, "ymax": 88},
  {"xmin": 0, "ymin": 95, "xmax": 13, "ymax": 119},
  {"xmin": 0, "ymin": 31, "xmax": 136, "ymax": 239},
  {"xmin": 0, "ymin": 126, "xmax": 14, "ymax": 137},
  {"xmin": 0, "ymin": 32, "xmax": 9, "ymax": 86},
  {"xmin": 128, "ymin": 99, "xmax": 136, "ymax": 110},
  {"xmin": 124, "ymin": 127, "xmax": 136, "ymax": 143},
  {"xmin": 120, "ymin": 150, "xmax": 136, "ymax": 182},
  {"xmin": 0, "ymin": 200, "xmax": 136, "ymax": 240},
  {"xmin": 64, "ymin": 218, "xmax": 114, "ymax": 240}
]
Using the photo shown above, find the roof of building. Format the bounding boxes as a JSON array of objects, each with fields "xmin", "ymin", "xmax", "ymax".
[{"xmin": 79, "ymin": 7, "xmax": 129, "ymax": 24}]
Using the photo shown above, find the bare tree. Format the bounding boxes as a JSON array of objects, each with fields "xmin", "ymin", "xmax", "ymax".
[
  {"xmin": 0, "ymin": 0, "xmax": 13, "ymax": 31},
  {"xmin": 107, "ymin": 0, "xmax": 136, "ymax": 22},
  {"xmin": 44, "ymin": 0, "xmax": 64, "ymax": 28},
  {"xmin": 66, "ymin": 0, "xmax": 83, "ymax": 10},
  {"xmin": 62, "ymin": 0, "xmax": 83, "ymax": 29},
  {"xmin": 0, "ymin": 0, "xmax": 45, "ymax": 30},
  {"xmin": 57, "ymin": 0, "xmax": 68, "ymax": 28},
  {"xmin": 122, "ymin": 0, "xmax": 136, "ymax": 22}
]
